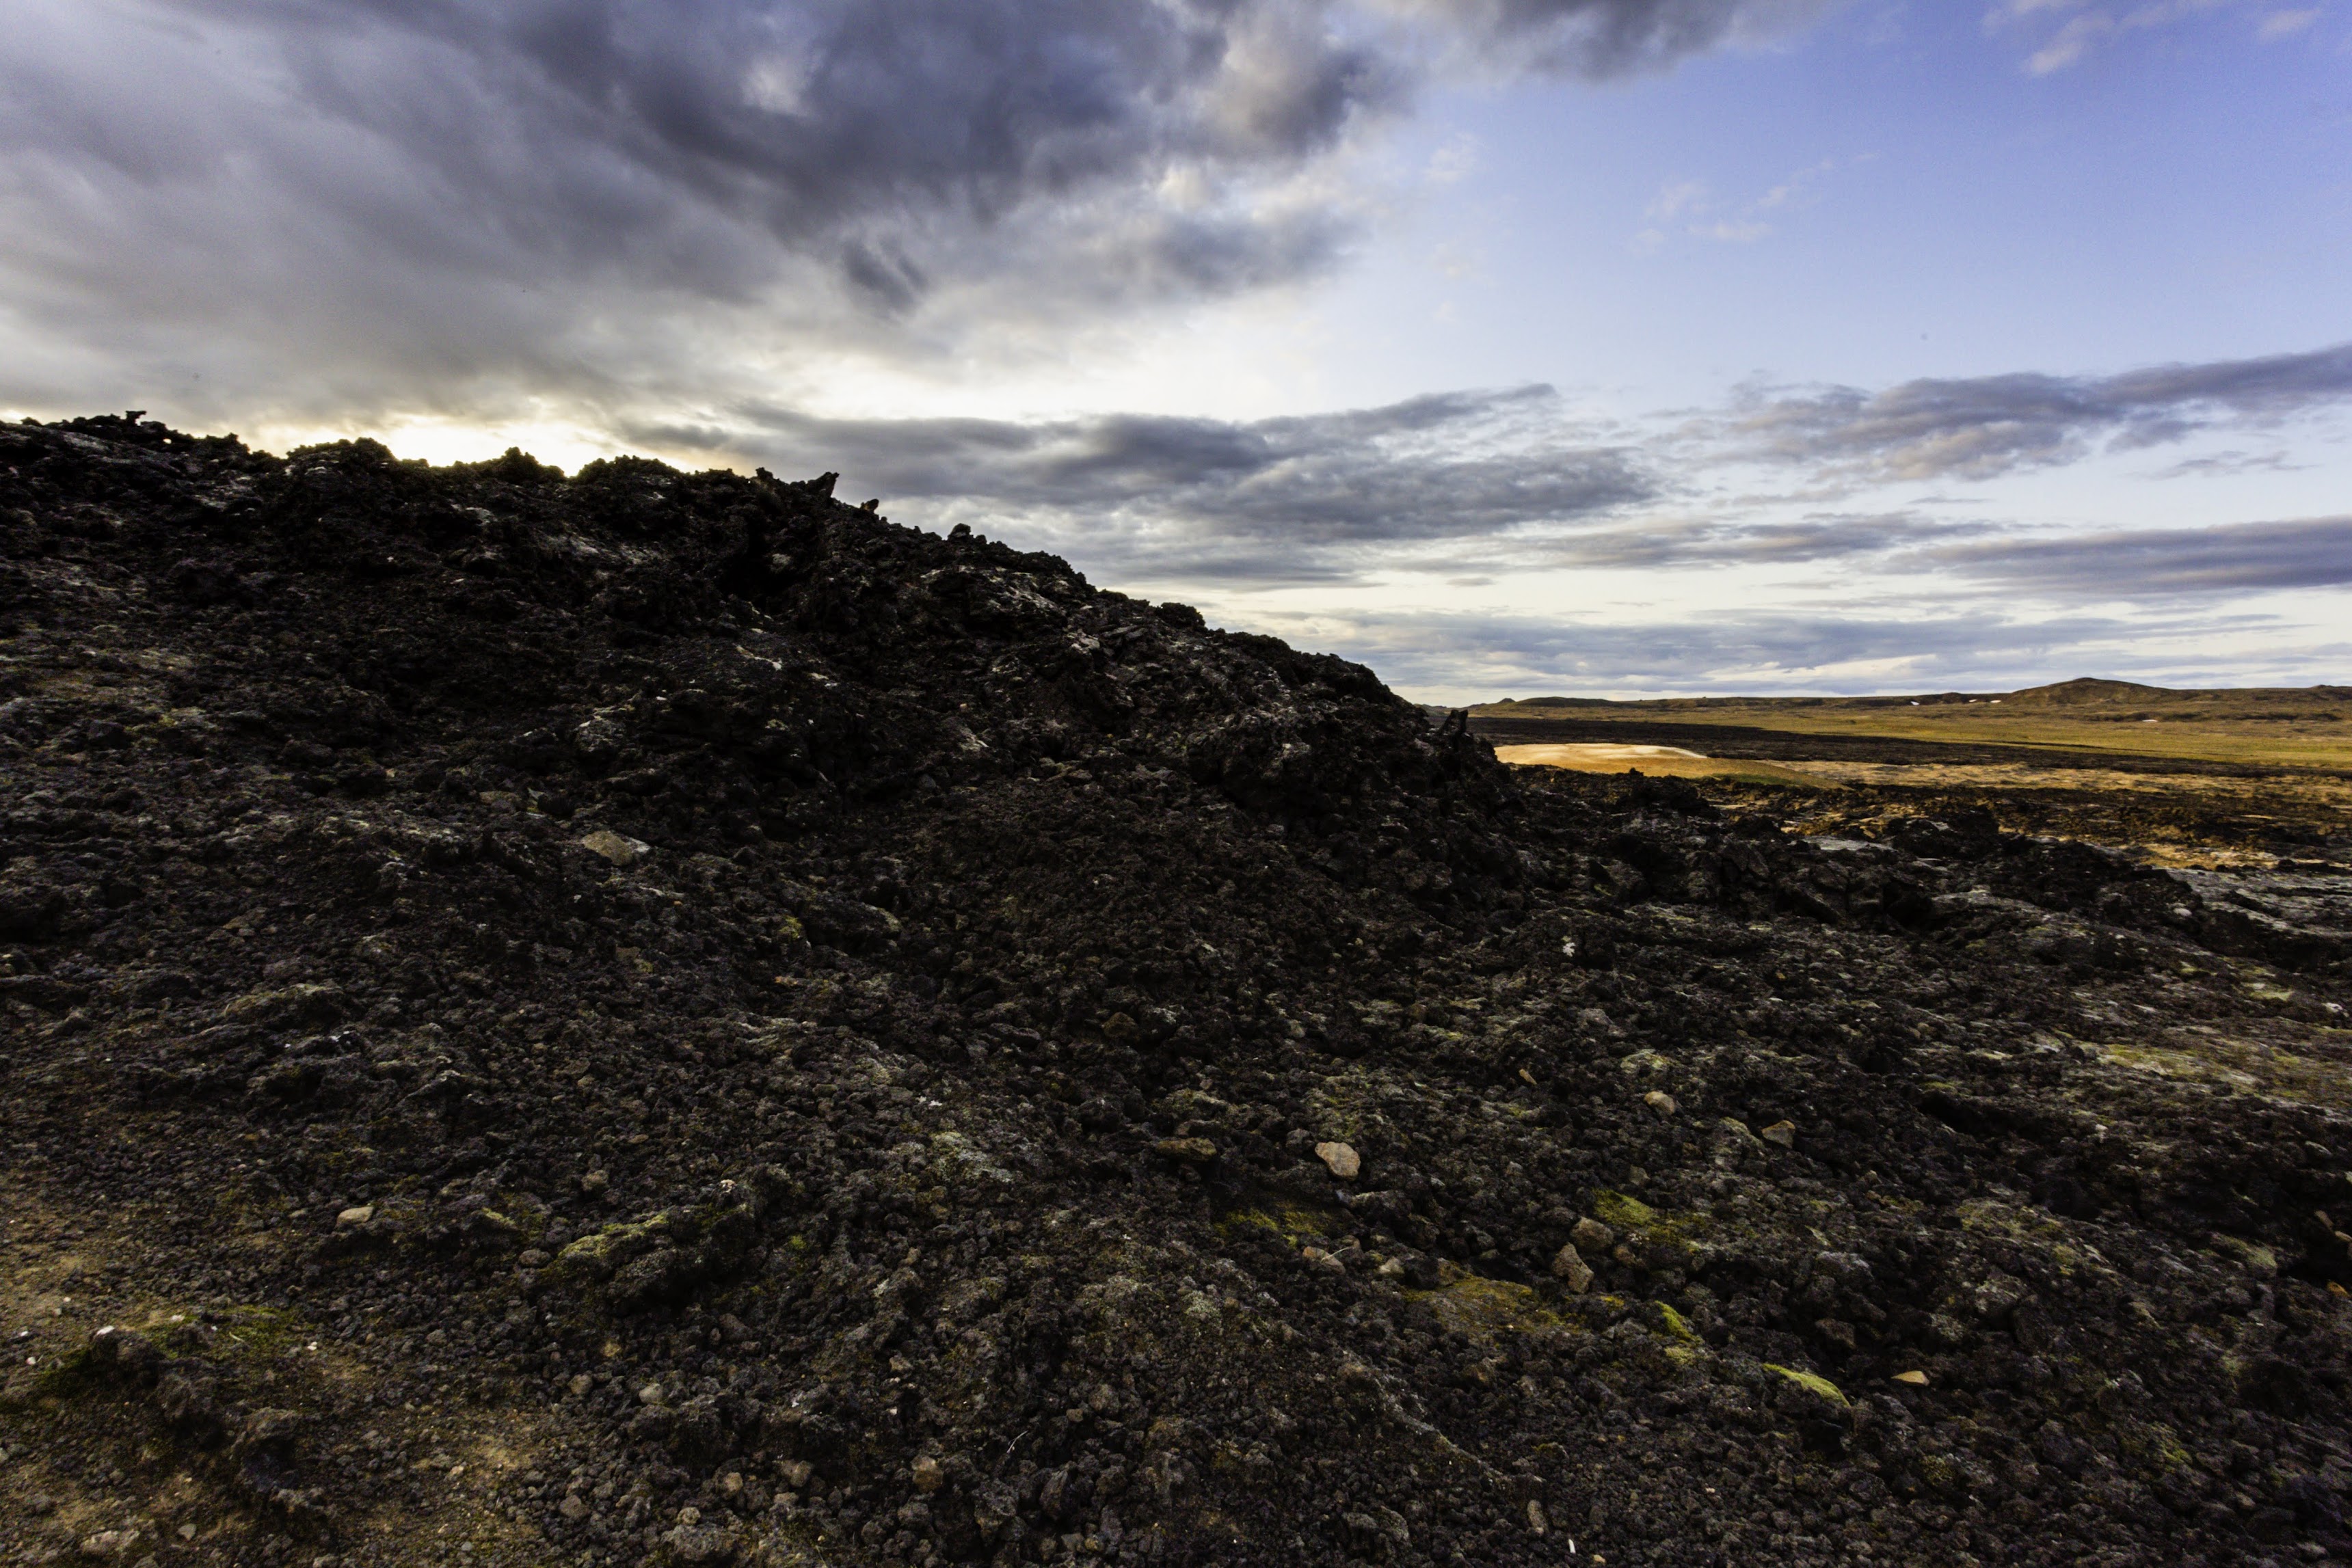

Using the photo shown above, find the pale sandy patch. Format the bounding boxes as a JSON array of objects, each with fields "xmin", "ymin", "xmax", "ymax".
[{"xmin": 1494, "ymin": 744, "xmax": 1825, "ymax": 787}]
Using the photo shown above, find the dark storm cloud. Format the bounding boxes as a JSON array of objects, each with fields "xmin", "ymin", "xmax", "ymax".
[
  {"xmin": 217, "ymin": 0, "xmax": 1390, "ymax": 278},
  {"xmin": 0, "ymin": 0, "xmax": 1382, "ymax": 429},
  {"xmin": 693, "ymin": 386, "xmax": 1653, "ymax": 567},
  {"xmin": 0, "ymin": 0, "xmax": 1835, "ymax": 437},
  {"xmin": 1731, "ymin": 341, "xmax": 2352, "ymax": 481},
  {"xmin": 0, "ymin": 0, "xmax": 1385, "ymax": 335},
  {"xmin": 1925, "ymin": 515, "xmax": 2352, "ymax": 597}
]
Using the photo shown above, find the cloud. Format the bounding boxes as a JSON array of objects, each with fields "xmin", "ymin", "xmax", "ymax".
[
  {"xmin": 1925, "ymin": 513, "xmax": 2352, "ymax": 595},
  {"xmin": 1992, "ymin": 0, "xmax": 2330, "ymax": 72},
  {"xmin": 1229, "ymin": 598, "xmax": 2291, "ymax": 696},
  {"xmin": 1988, "ymin": 0, "xmax": 2232, "ymax": 75},
  {"xmin": 0, "ymin": 0, "xmax": 1821, "ymax": 433},
  {"xmin": 1525, "ymin": 510, "xmax": 1986, "ymax": 569},
  {"xmin": 2151, "ymin": 448, "xmax": 2305, "ymax": 478},
  {"xmin": 0, "ymin": 1, "xmax": 1399, "ymax": 395},
  {"xmin": 1630, "ymin": 156, "xmax": 1852, "ymax": 251},
  {"xmin": 1646, "ymin": 179, "xmax": 1711, "ymax": 221},
  {"xmin": 1387, "ymin": 0, "xmax": 1841, "ymax": 77},
  {"xmin": 1725, "ymin": 340, "xmax": 2352, "ymax": 480},
  {"xmin": 2258, "ymin": 8, "xmax": 2321, "ymax": 38},
  {"xmin": 673, "ymin": 385, "xmax": 1654, "ymax": 579},
  {"xmin": 652, "ymin": 341, "xmax": 2352, "ymax": 608}
]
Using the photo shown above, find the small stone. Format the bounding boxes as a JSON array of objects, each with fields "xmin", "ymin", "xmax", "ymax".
[
  {"xmin": 1642, "ymin": 1090, "xmax": 1678, "ymax": 1117},
  {"xmin": 1761, "ymin": 1121, "xmax": 1797, "ymax": 1148},
  {"xmin": 1893, "ymin": 1369, "xmax": 1930, "ymax": 1385},
  {"xmin": 637, "ymin": 1381, "xmax": 665, "ymax": 1405},
  {"xmin": 578, "ymin": 830, "xmax": 648, "ymax": 867},
  {"xmin": 567, "ymin": 1374, "xmax": 592, "ymax": 1396},
  {"xmin": 334, "ymin": 1205, "xmax": 374, "ymax": 1228},
  {"xmin": 88, "ymin": 1325, "xmax": 162, "ymax": 1379},
  {"xmin": 1969, "ymin": 1271, "xmax": 2030, "ymax": 1322},
  {"xmin": 1571, "ymin": 1217, "xmax": 1616, "ymax": 1253},
  {"xmin": 1550, "ymin": 1243, "xmax": 1594, "ymax": 1295},
  {"xmin": 559, "ymin": 1495, "xmax": 589, "ymax": 1522},
  {"xmin": 911, "ymin": 1455, "xmax": 944, "ymax": 1493},
  {"xmin": 777, "ymin": 1459, "xmax": 814, "ymax": 1489},
  {"xmin": 580, "ymin": 1170, "xmax": 609, "ymax": 1195},
  {"xmin": 2213, "ymin": 1234, "xmax": 2279, "ymax": 1278},
  {"xmin": 660, "ymin": 1522, "xmax": 734, "ymax": 1565},
  {"xmin": 1527, "ymin": 1500, "xmax": 1548, "ymax": 1535},
  {"xmin": 1313, "ymin": 1141, "xmax": 1361, "ymax": 1180},
  {"xmin": 79, "ymin": 1531, "xmax": 139, "ymax": 1560},
  {"xmin": 1300, "ymin": 1246, "xmax": 1346, "ymax": 1274},
  {"xmin": 1815, "ymin": 1317, "xmax": 1856, "ymax": 1351},
  {"xmin": 1155, "ymin": 1137, "xmax": 1218, "ymax": 1165}
]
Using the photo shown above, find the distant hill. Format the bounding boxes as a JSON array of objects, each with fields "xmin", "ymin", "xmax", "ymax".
[
  {"xmin": 2001, "ymin": 677, "xmax": 2176, "ymax": 707},
  {"xmin": 1475, "ymin": 679, "xmax": 2351, "ymax": 716}
]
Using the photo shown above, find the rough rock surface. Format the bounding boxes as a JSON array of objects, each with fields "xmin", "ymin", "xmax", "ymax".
[{"xmin": 3, "ymin": 411, "xmax": 2352, "ymax": 1567}]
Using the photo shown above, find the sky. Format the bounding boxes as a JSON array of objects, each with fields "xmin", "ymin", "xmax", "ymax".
[{"xmin": 3, "ymin": 0, "xmax": 2350, "ymax": 700}]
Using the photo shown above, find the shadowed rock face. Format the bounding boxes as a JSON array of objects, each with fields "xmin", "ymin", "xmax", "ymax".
[{"xmin": 3, "ymin": 411, "xmax": 2351, "ymax": 1567}]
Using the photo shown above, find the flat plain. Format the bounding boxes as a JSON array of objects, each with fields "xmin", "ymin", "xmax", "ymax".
[
  {"xmin": 1474, "ymin": 677, "xmax": 2352, "ymax": 869},
  {"xmin": 1473, "ymin": 678, "xmax": 2352, "ymax": 770}
]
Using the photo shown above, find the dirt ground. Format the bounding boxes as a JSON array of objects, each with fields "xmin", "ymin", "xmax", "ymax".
[{"xmin": 7, "ymin": 414, "xmax": 2352, "ymax": 1568}]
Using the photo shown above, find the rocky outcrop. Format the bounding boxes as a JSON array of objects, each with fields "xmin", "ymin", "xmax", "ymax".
[{"xmin": 2, "ymin": 413, "xmax": 2349, "ymax": 1567}]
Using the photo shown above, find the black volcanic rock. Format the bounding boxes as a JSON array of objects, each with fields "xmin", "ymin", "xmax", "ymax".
[{"xmin": 1, "ymin": 411, "xmax": 2350, "ymax": 1567}]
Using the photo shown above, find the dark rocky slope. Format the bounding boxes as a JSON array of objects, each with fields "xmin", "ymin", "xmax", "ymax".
[{"xmin": 3, "ymin": 411, "xmax": 2351, "ymax": 1568}]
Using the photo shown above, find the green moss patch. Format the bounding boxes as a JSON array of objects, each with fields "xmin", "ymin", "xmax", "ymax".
[
  {"xmin": 1215, "ymin": 1196, "xmax": 1348, "ymax": 1245},
  {"xmin": 1406, "ymin": 1275, "xmax": 1562, "ymax": 1340},
  {"xmin": 1763, "ymin": 1363, "xmax": 1847, "ymax": 1406},
  {"xmin": 1593, "ymin": 1191, "xmax": 1658, "ymax": 1230}
]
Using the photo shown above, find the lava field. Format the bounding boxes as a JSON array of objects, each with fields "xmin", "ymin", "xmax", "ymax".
[{"xmin": 3, "ymin": 411, "xmax": 2351, "ymax": 1568}]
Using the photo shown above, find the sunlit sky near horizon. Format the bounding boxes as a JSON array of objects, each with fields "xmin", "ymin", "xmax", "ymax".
[{"xmin": 5, "ymin": 0, "xmax": 2350, "ymax": 699}]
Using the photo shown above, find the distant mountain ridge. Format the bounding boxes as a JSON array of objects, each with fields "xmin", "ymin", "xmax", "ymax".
[{"xmin": 1479, "ymin": 676, "xmax": 2351, "ymax": 713}]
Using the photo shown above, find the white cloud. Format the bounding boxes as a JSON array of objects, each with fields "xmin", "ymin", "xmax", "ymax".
[
  {"xmin": 1631, "ymin": 157, "xmax": 1856, "ymax": 248},
  {"xmin": 1645, "ymin": 178, "xmax": 1711, "ymax": 220},
  {"xmin": 1987, "ymin": 0, "xmax": 2236, "ymax": 75}
]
